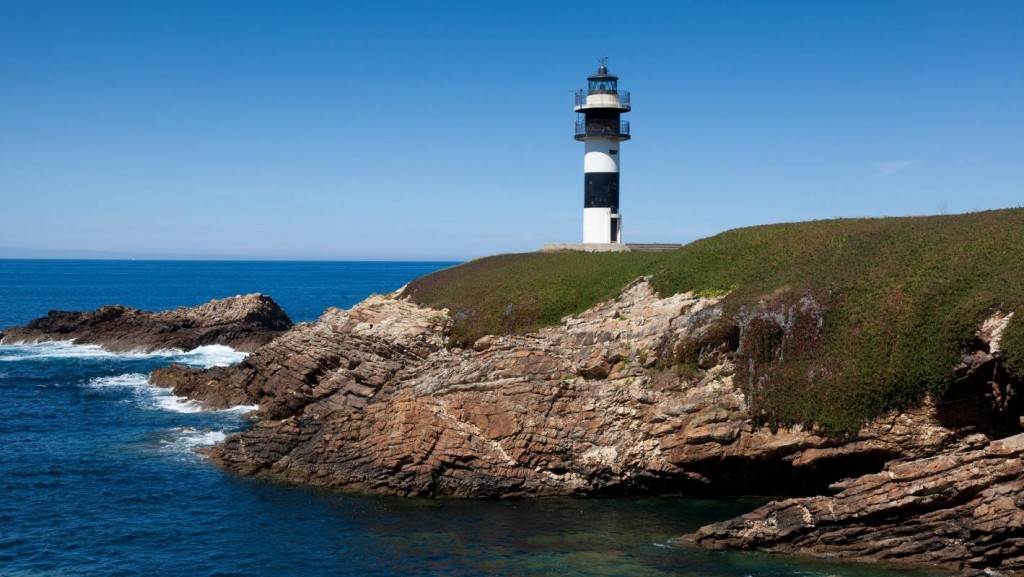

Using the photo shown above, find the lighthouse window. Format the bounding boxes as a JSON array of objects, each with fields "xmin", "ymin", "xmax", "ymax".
[
  {"xmin": 588, "ymin": 79, "xmax": 617, "ymax": 94},
  {"xmin": 610, "ymin": 150, "xmax": 618, "ymax": 155}
]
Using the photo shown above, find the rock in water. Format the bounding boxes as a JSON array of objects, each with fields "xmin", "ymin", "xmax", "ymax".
[
  {"xmin": 125, "ymin": 280, "xmax": 1024, "ymax": 573},
  {"xmin": 693, "ymin": 433, "xmax": 1024, "ymax": 575},
  {"xmin": 0, "ymin": 294, "xmax": 292, "ymax": 353},
  {"xmin": 150, "ymin": 281, "xmax": 957, "ymax": 499},
  {"xmin": 10, "ymin": 270, "xmax": 1023, "ymax": 573}
]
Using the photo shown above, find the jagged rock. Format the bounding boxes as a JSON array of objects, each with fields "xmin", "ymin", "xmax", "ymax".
[
  {"xmin": 693, "ymin": 433, "xmax": 1024, "ymax": 575},
  {"xmin": 689, "ymin": 310, "xmax": 1024, "ymax": 575},
  {"xmin": 0, "ymin": 294, "xmax": 292, "ymax": 353},
  {"xmin": 10, "ymin": 264, "xmax": 1023, "ymax": 572},
  {"xmin": 152, "ymin": 295, "xmax": 449, "ymax": 414},
  {"xmin": 153, "ymin": 281, "xmax": 967, "ymax": 501},
  {"xmin": 72, "ymin": 278, "xmax": 1014, "ymax": 572},
  {"xmin": 940, "ymin": 311, "xmax": 1020, "ymax": 432}
]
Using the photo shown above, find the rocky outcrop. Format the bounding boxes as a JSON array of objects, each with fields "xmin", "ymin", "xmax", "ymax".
[
  {"xmin": 0, "ymin": 294, "xmax": 292, "ymax": 353},
  {"xmin": 152, "ymin": 294, "xmax": 447, "ymax": 414},
  {"xmin": 941, "ymin": 311, "xmax": 1020, "ymax": 433},
  {"xmin": 151, "ymin": 280, "xmax": 968, "ymax": 500},
  {"xmin": 140, "ymin": 278, "xmax": 1024, "ymax": 572},
  {"xmin": 20, "ymin": 273, "xmax": 1015, "ymax": 572},
  {"xmin": 693, "ymin": 432, "xmax": 1024, "ymax": 575},
  {"xmin": 690, "ymin": 309, "xmax": 1024, "ymax": 575}
]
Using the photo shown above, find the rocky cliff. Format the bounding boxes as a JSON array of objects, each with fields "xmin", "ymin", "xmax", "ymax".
[
  {"xmin": 693, "ymin": 432, "xmax": 1024, "ymax": 575},
  {"xmin": 10, "ymin": 275, "xmax": 1011, "ymax": 571},
  {"xmin": 147, "ymin": 281, "xmax": 988, "ymax": 496},
  {"xmin": 0, "ymin": 294, "xmax": 293, "ymax": 353},
  {"xmin": 690, "ymin": 310, "xmax": 1024, "ymax": 576},
  {"xmin": 143, "ymin": 277, "xmax": 1024, "ymax": 573}
]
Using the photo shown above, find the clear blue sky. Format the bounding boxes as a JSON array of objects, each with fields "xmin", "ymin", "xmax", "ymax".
[{"xmin": 2, "ymin": 1, "xmax": 1021, "ymax": 260}]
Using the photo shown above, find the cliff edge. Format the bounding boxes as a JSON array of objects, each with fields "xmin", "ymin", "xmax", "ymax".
[
  {"xmin": 147, "ymin": 274, "xmax": 1021, "ymax": 573},
  {"xmin": 149, "ymin": 209, "xmax": 1024, "ymax": 574},
  {"xmin": 10, "ymin": 209, "xmax": 1024, "ymax": 574}
]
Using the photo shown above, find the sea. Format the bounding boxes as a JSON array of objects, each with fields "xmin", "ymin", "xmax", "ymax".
[{"xmin": 0, "ymin": 260, "xmax": 949, "ymax": 577}]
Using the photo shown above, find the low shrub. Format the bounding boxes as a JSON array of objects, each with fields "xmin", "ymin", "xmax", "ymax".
[{"xmin": 405, "ymin": 209, "xmax": 1024, "ymax": 434}]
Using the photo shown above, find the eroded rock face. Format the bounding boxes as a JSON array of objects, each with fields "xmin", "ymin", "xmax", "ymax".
[
  {"xmin": 693, "ymin": 433, "xmax": 1024, "ymax": 575},
  {"xmin": 78, "ymin": 280, "xmax": 1020, "ymax": 571},
  {"xmin": 151, "ymin": 280, "xmax": 963, "ymax": 500},
  {"xmin": 940, "ymin": 311, "xmax": 1021, "ymax": 433},
  {"xmin": 14, "ymin": 276, "xmax": 1020, "ymax": 572},
  {"xmin": 152, "ymin": 295, "xmax": 448, "ymax": 415},
  {"xmin": 0, "ymin": 294, "xmax": 292, "ymax": 353},
  {"xmin": 690, "ymin": 309, "xmax": 1024, "ymax": 575}
]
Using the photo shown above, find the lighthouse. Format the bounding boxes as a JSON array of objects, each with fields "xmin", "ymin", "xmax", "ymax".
[{"xmin": 575, "ymin": 59, "xmax": 630, "ymax": 244}]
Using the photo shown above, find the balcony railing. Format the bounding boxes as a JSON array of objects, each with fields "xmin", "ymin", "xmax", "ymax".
[
  {"xmin": 574, "ymin": 119, "xmax": 630, "ymax": 138},
  {"xmin": 574, "ymin": 89, "xmax": 630, "ymax": 109}
]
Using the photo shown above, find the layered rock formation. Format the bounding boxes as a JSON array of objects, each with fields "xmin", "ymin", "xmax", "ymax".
[
  {"xmin": 0, "ymin": 294, "xmax": 292, "ymax": 353},
  {"xmin": 151, "ymin": 281, "xmax": 964, "ymax": 499},
  {"xmin": 693, "ymin": 310, "xmax": 1024, "ymax": 576},
  {"xmin": 694, "ymin": 432, "xmax": 1024, "ymax": 576},
  {"xmin": 10, "ymin": 275, "xmax": 1008, "ymax": 571},
  {"xmin": 142, "ymin": 278, "xmax": 1024, "ymax": 573}
]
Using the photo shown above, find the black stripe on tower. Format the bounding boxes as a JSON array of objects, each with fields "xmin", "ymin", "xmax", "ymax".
[
  {"xmin": 585, "ymin": 109, "xmax": 620, "ymax": 123},
  {"xmin": 583, "ymin": 109, "xmax": 621, "ymax": 136},
  {"xmin": 584, "ymin": 172, "xmax": 619, "ymax": 211}
]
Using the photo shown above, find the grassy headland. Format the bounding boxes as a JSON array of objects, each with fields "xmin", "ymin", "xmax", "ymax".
[{"xmin": 404, "ymin": 209, "xmax": 1024, "ymax": 433}]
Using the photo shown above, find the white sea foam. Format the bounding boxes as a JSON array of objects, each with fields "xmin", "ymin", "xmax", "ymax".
[
  {"xmin": 218, "ymin": 403, "xmax": 259, "ymax": 414},
  {"xmin": 0, "ymin": 341, "xmax": 247, "ymax": 368},
  {"xmin": 0, "ymin": 340, "xmax": 138, "ymax": 361},
  {"xmin": 88, "ymin": 372, "xmax": 153, "ymax": 390},
  {"xmin": 85, "ymin": 373, "xmax": 257, "ymax": 415},
  {"xmin": 172, "ymin": 344, "xmax": 248, "ymax": 367},
  {"xmin": 151, "ymin": 392, "xmax": 206, "ymax": 414},
  {"xmin": 163, "ymin": 427, "xmax": 228, "ymax": 449},
  {"xmin": 150, "ymin": 394, "xmax": 257, "ymax": 415},
  {"xmin": 159, "ymin": 427, "xmax": 231, "ymax": 458},
  {"xmin": 86, "ymin": 373, "xmax": 189, "ymax": 411}
]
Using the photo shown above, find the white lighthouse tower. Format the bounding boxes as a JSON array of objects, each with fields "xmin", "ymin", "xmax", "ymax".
[{"xmin": 575, "ymin": 59, "xmax": 630, "ymax": 244}]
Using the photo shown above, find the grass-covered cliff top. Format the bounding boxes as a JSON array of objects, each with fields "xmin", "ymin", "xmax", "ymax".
[{"xmin": 403, "ymin": 208, "xmax": 1024, "ymax": 433}]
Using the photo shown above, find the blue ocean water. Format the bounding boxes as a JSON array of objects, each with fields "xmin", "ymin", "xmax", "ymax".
[{"xmin": 0, "ymin": 260, "xmax": 949, "ymax": 577}]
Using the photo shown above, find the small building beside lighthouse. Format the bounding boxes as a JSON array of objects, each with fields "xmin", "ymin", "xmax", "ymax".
[{"xmin": 575, "ymin": 60, "xmax": 631, "ymax": 244}]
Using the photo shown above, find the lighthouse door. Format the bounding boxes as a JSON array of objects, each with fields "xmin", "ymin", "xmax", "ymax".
[{"xmin": 610, "ymin": 217, "xmax": 620, "ymax": 243}]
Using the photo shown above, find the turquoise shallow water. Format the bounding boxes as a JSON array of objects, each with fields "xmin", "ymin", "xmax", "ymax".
[{"xmin": 0, "ymin": 260, "xmax": 950, "ymax": 576}]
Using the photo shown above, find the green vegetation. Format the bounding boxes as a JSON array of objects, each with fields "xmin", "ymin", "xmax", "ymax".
[
  {"xmin": 1006, "ymin": 322, "xmax": 1024, "ymax": 378},
  {"xmin": 403, "ymin": 251, "xmax": 671, "ymax": 346},
  {"xmin": 404, "ymin": 209, "xmax": 1024, "ymax": 434}
]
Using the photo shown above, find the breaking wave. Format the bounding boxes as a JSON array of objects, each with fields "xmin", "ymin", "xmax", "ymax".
[
  {"xmin": 0, "ymin": 341, "xmax": 247, "ymax": 367},
  {"xmin": 85, "ymin": 373, "xmax": 256, "ymax": 415},
  {"xmin": 160, "ymin": 427, "xmax": 229, "ymax": 456}
]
